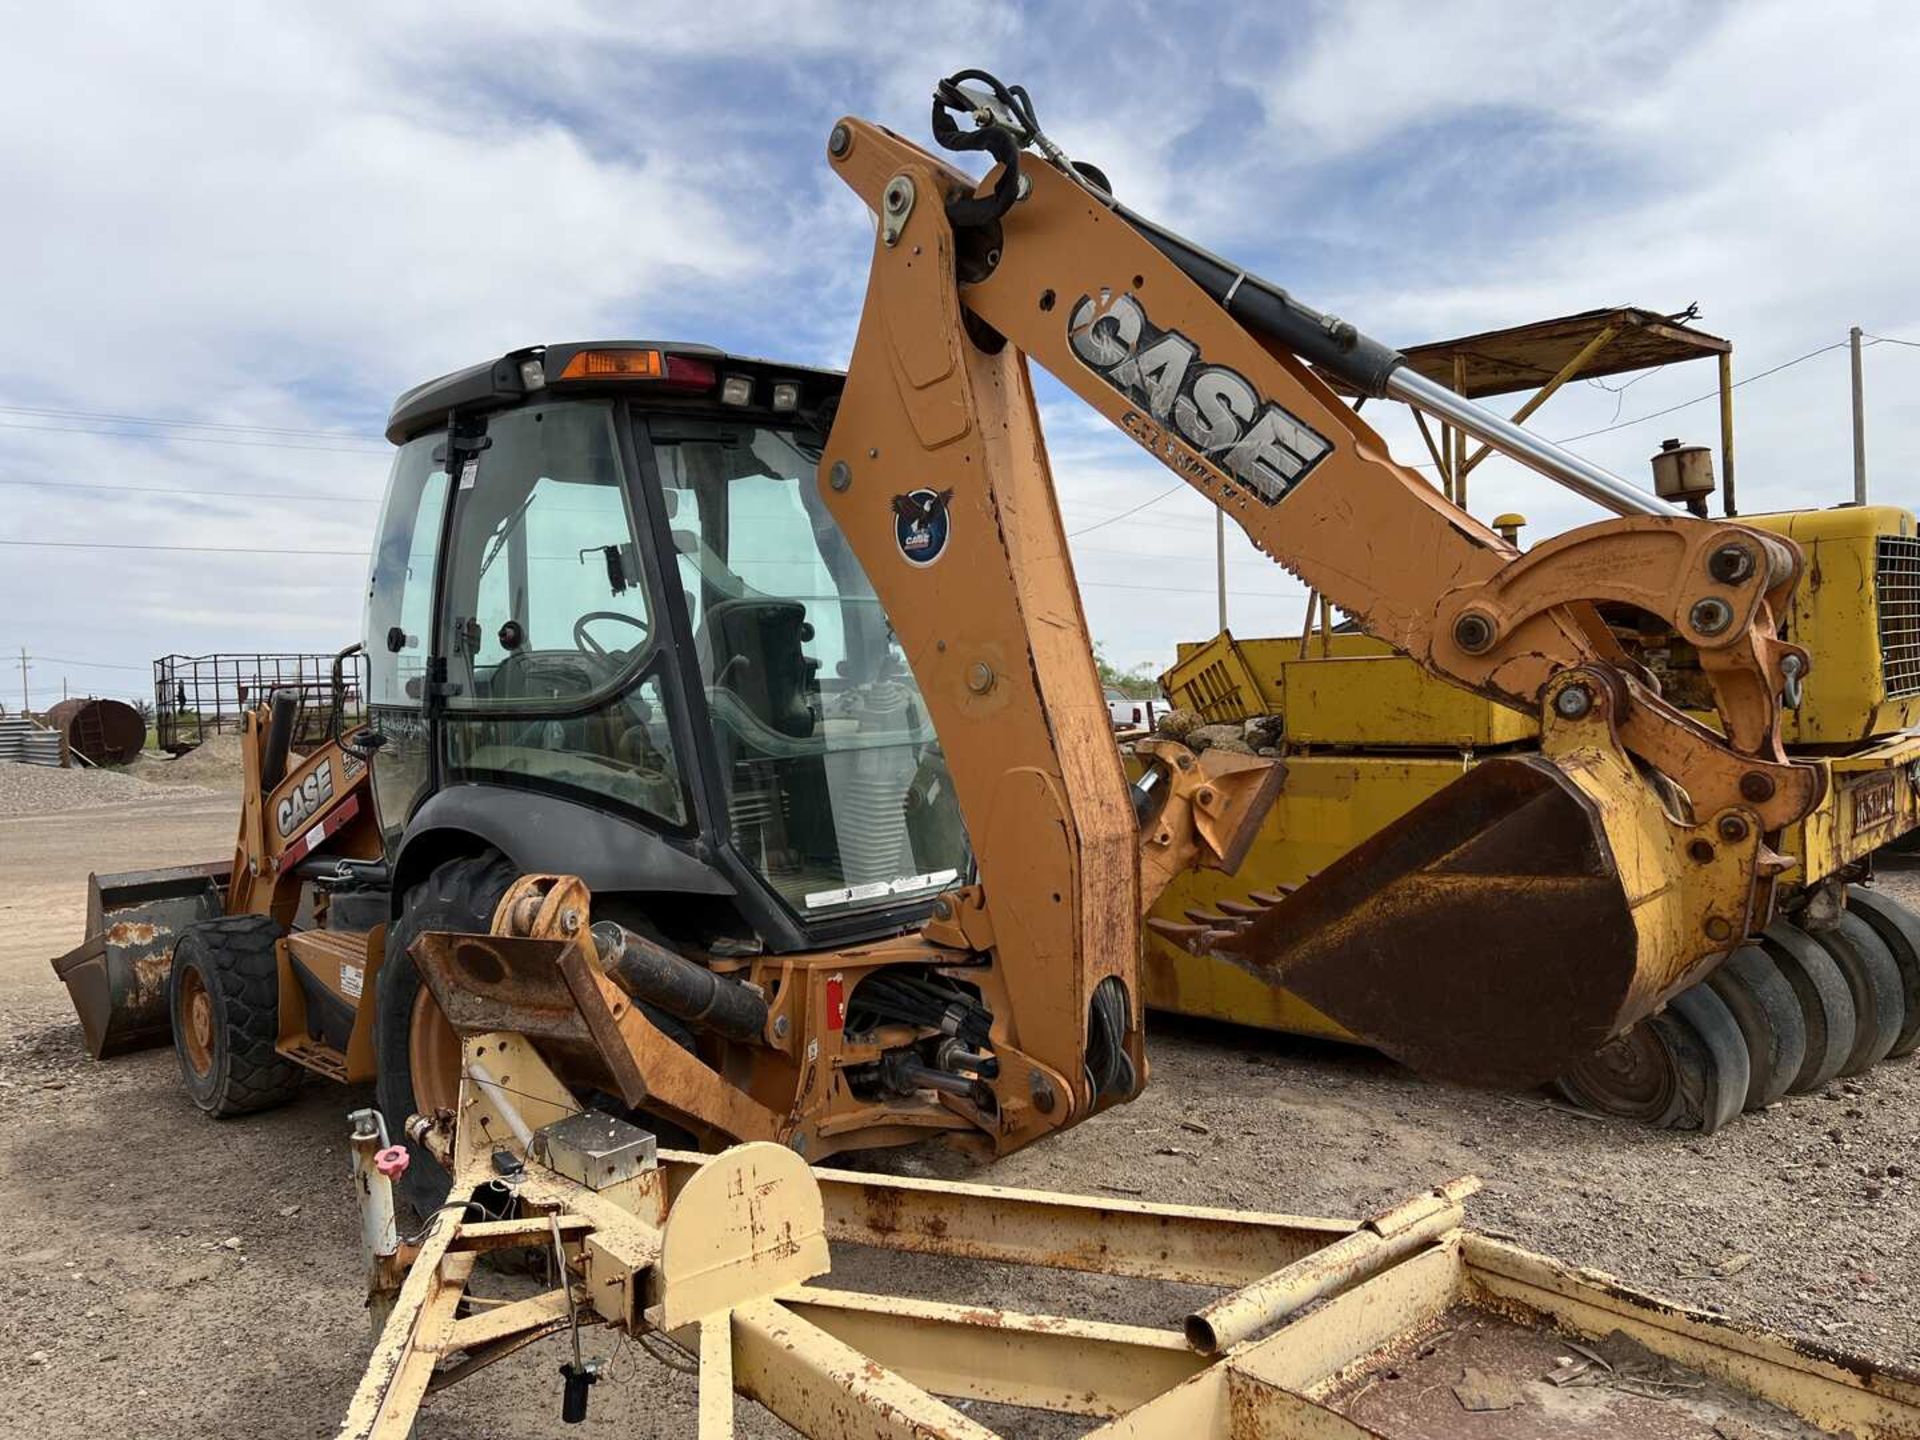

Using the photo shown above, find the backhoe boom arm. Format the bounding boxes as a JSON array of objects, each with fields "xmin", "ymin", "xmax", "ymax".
[{"xmin": 817, "ymin": 81, "xmax": 1824, "ymax": 1098}]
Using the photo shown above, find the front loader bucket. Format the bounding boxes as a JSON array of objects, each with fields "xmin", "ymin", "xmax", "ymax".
[
  {"xmin": 50, "ymin": 862, "xmax": 230, "ymax": 1058},
  {"xmin": 1206, "ymin": 753, "xmax": 1705, "ymax": 1088}
]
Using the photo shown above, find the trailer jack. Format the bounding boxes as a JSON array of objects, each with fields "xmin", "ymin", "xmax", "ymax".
[{"xmin": 340, "ymin": 1032, "xmax": 1920, "ymax": 1439}]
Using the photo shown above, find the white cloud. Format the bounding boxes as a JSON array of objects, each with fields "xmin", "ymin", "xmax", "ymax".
[{"xmin": 3, "ymin": 2, "xmax": 1917, "ymax": 698}]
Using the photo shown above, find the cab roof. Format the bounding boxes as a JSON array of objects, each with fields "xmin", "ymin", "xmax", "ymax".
[{"xmin": 385, "ymin": 342, "xmax": 846, "ymax": 445}]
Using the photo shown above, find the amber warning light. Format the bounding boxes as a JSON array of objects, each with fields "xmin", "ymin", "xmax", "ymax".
[
  {"xmin": 554, "ymin": 348, "xmax": 720, "ymax": 392},
  {"xmin": 558, "ymin": 348, "xmax": 664, "ymax": 380}
]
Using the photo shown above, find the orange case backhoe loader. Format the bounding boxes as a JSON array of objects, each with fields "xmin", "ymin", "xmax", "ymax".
[{"xmin": 59, "ymin": 69, "xmax": 1820, "ymax": 1198}]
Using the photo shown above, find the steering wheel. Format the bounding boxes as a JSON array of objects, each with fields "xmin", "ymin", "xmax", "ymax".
[{"xmin": 573, "ymin": 609, "xmax": 650, "ymax": 662}]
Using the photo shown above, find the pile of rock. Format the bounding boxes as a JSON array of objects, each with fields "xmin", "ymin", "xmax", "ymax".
[{"xmin": 1151, "ymin": 709, "xmax": 1283, "ymax": 757}]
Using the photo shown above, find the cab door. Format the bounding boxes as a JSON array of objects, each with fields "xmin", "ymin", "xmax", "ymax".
[{"xmin": 363, "ymin": 429, "xmax": 451, "ymax": 855}]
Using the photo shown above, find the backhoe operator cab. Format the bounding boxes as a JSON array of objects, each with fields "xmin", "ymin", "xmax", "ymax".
[{"xmin": 366, "ymin": 344, "xmax": 970, "ymax": 1137}]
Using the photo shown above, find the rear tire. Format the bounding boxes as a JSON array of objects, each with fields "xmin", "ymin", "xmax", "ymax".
[
  {"xmin": 1760, "ymin": 922, "xmax": 1857, "ymax": 1094},
  {"xmin": 1847, "ymin": 886, "xmax": 1920, "ymax": 1056},
  {"xmin": 168, "ymin": 915, "xmax": 303, "ymax": 1117},
  {"xmin": 376, "ymin": 850, "xmax": 517, "ymax": 1214},
  {"xmin": 1704, "ymin": 944, "xmax": 1807, "ymax": 1111},
  {"xmin": 1810, "ymin": 913, "xmax": 1905, "ymax": 1077}
]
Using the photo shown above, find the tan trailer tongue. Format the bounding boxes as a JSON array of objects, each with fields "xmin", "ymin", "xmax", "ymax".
[{"xmin": 50, "ymin": 861, "xmax": 230, "ymax": 1059}]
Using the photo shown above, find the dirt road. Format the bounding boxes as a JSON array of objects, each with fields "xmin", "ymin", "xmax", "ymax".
[{"xmin": 2, "ymin": 788, "xmax": 1916, "ymax": 1436}]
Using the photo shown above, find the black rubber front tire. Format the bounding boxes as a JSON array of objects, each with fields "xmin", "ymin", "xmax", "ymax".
[
  {"xmin": 1847, "ymin": 886, "xmax": 1920, "ymax": 1056},
  {"xmin": 376, "ymin": 850, "xmax": 517, "ymax": 1214},
  {"xmin": 1760, "ymin": 922, "xmax": 1857, "ymax": 1094},
  {"xmin": 1664, "ymin": 986, "xmax": 1751, "ymax": 1133},
  {"xmin": 169, "ymin": 915, "xmax": 303, "ymax": 1117},
  {"xmin": 1811, "ymin": 913, "xmax": 1906, "ymax": 1077},
  {"xmin": 1704, "ymin": 944, "xmax": 1807, "ymax": 1111}
]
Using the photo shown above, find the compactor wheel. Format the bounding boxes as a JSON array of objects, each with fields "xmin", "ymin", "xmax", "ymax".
[
  {"xmin": 1846, "ymin": 886, "xmax": 1920, "ymax": 1056},
  {"xmin": 1808, "ymin": 913, "xmax": 1906, "ymax": 1077},
  {"xmin": 1704, "ymin": 944, "xmax": 1807, "ymax": 1111},
  {"xmin": 1554, "ymin": 985, "xmax": 1749, "ymax": 1133},
  {"xmin": 1758, "ymin": 922, "xmax": 1858, "ymax": 1094},
  {"xmin": 377, "ymin": 850, "xmax": 518, "ymax": 1214},
  {"xmin": 168, "ymin": 915, "xmax": 302, "ymax": 1117}
]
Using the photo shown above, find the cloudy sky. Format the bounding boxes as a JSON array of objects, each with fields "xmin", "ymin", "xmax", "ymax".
[{"xmin": 4, "ymin": 1, "xmax": 1917, "ymax": 711}]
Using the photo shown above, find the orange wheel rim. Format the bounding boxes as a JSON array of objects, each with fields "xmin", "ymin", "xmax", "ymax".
[
  {"xmin": 180, "ymin": 966, "xmax": 215, "ymax": 1077},
  {"xmin": 409, "ymin": 987, "xmax": 461, "ymax": 1118}
]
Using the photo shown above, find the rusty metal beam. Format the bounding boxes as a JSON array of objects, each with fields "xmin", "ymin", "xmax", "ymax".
[
  {"xmin": 780, "ymin": 1285, "xmax": 1208, "ymax": 1417},
  {"xmin": 1459, "ymin": 322, "xmax": 1620, "ymax": 480},
  {"xmin": 339, "ymin": 1230, "xmax": 479, "ymax": 1440},
  {"xmin": 448, "ymin": 1215, "xmax": 592, "ymax": 1255},
  {"xmin": 730, "ymin": 1297, "xmax": 998, "ymax": 1440},
  {"xmin": 1719, "ymin": 349, "xmax": 1738, "ymax": 515},
  {"xmin": 1451, "ymin": 352, "xmax": 1469, "ymax": 505},
  {"xmin": 442, "ymin": 1287, "xmax": 578, "ymax": 1352},
  {"xmin": 1411, "ymin": 408, "xmax": 1450, "ymax": 492},
  {"xmin": 699, "ymin": 1314, "xmax": 736, "ymax": 1439},
  {"xmin": 660, "ymin": 1152, "xmax": 1355, "ymax": 1286},
  {"xmin": 1184, "ymin": 1180, "xmax": 1474, "ymax": 1354}
]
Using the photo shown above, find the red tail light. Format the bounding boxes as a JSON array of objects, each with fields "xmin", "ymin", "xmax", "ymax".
[{"xmin": 663, "ymin": 355, "xmax": 717, "ymax": 390}]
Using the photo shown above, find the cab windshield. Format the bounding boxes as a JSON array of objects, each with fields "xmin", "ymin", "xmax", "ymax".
[
  {"xmin": 433, "ymin": 400, "xmax": 685, "ymax": 824},
  {"xmin": 651, "ymin": 420, "xmax": 969, "ymax": 916}
]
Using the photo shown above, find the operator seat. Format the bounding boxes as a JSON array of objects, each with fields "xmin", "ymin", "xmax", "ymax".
[{"xmin": 676, "ymin": 528, "xmax": 817, "ymax": 741}]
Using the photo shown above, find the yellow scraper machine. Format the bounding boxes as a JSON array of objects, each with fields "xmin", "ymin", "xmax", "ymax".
[
  {"xmin": 1149, "ymin": 306, "xmax": 1920, "ymax": 1132},
  {"xmin": 325, "ymin": 73, "xmax": 1917, "ymax": 1435}
]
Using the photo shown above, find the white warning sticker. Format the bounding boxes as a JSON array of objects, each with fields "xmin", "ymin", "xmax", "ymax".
[
  {"xmin": 805, "ymin": 868, "xmax": 960, "ymax": 910},
  {"xmin": 340, "ymin": 962, "xmax": 364, "ymax": 999}
]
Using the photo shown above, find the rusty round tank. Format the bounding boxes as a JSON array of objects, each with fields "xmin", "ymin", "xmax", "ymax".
[{"xmin": 46, "ymin": 697, "xmax": 148, "ymax": 765}]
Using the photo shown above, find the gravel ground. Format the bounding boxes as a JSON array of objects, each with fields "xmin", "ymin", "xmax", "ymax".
[
  {"xmin": 0, "ymin": 761, "xmax": 216, "ymax": 818},
  {"xmin": 0, "ymin": 792, "xmax": 1916, "ymax": 1437}
]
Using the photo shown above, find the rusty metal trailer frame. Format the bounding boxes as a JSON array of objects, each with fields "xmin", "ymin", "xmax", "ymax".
[{"xmin": 341, "ymin": 1031, "xmax": 1920, "ymax": 1439}]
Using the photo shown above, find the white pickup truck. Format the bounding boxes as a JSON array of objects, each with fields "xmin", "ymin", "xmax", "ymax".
[{"xmin": 1105, "ymin": 687, "xmax": 1161, "ymax": 733}]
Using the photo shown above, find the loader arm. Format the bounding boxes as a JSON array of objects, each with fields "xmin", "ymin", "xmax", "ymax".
[{"xmin": 818, "ymin": 75, "xmax": 1825, "ymax": 1089}]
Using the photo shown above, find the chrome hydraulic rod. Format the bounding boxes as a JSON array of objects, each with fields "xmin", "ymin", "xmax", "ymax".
[{"xmin": 1385, "ymin": 367, "xmax": 1681, "ymax": 518}]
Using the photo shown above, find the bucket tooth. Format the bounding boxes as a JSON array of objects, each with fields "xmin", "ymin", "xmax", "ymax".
[{"xmin": 1146, "ymin": 917, "xmax": 1236, "ymax": 953}]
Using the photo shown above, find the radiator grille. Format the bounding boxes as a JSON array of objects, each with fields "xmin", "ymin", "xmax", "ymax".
[{"xmin": 1881, "ymin": 534, "xmax": 1920, "ymax": 699}]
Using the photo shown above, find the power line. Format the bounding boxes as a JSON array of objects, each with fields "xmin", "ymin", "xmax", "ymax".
[
  {"xmin": 0, "ymin": 402, "xmax": 380, "ymax": 443},
  {"xmin": 0, "ymin": 538, "xmax": 366, "ymax": 557},
  {"xmin": 1082, "ymin": 579, "xmax": 1305, "ymax": 598},
  {"xmin": 34, "ymin": 654, "xmax": 151, "ymax": 671},
  {"xmin": 1551, "ymin": 339, "xmax": 1851, "ymax": 444},
  {"xmin": 0, "ymin": 476, "xmax": 378, "ymax": 504},
  {"xmin": 0, "ymin": 417, "xmax": 384, "ymax": 454},
  {"xmin": 1075, "ymin": 542, "xmax": 1297, "ymax": 571},
  {"xmin": 1066, "ymin": 484, "xmax": 1188, "ymax": 537}
]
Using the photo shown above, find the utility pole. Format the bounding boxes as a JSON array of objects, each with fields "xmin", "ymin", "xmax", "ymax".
[
  {"xmin": 16, "ymin": 648, "xmax": 28, "ymax": 715},
  {"xmin": 1850, "ymin": 325, "xmax": 1867, "ymax": 504},
  {"xmin": 1215, "ymin": 508, "xmax": 1227, "ymax": 634}
]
